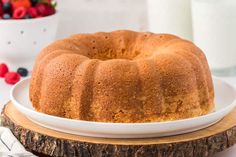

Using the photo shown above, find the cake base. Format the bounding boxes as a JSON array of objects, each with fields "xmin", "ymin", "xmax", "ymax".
[{"xmin": 2, "ymin": 101, "xmax": 236, "ymax": 157}]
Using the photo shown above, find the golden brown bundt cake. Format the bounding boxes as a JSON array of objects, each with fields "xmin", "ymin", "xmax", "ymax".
[{"xmin": 30, "ymin": 30, "xmax": 214, "ymax": 123}]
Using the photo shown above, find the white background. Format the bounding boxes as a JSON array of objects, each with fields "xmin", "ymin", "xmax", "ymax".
[{"xmin": 56, "ymin": 0, "xmax": 148, "ymax": 39}]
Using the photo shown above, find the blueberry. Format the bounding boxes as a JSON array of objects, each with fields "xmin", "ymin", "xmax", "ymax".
[
  {"xmin": 3, "ymin": 13, "xmax": 11, "ymax": 19},
  {"xmin": 24, "ymin": 14, "xmax": 32, "ymax": 19},
  {"xmin": 3, "ymin": 2, "xmax": 11, "ymax": 12},
  {"xmin": 17, "ymin": 67, "xmax": 28, "ymax": 77},
  {"xmin": 30, "ymin": 0, "xmax": 39, "ymax": 6}
]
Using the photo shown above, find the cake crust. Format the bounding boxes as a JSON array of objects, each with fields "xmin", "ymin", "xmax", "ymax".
[{"xmin": 30, "ymin": 30, "xmax": 214, "ymax": 123}]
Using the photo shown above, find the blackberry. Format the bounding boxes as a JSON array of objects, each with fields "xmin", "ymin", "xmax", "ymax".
[
  {"xmin": 3, "ymin": 2, "xmax": 11, "ymax": 12},
  {"xmin": 30, "ymin": 0, "xmax": 39, "ymax": 6}
]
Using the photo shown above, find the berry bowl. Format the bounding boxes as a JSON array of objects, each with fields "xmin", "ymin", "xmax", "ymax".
[{"xmin": 0, "ymin": 12, "xmax": 59, "ymax": 70}]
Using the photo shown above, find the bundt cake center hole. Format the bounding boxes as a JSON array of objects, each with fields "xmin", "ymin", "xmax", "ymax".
[{"xmin": 89, "ymin": 48, "xmax": 142, "ymax": 60}]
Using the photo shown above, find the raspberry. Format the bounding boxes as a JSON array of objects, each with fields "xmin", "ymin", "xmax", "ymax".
[
  {"xmin": 0, "ymin": 63, "xmax": 9, "ymax": 77},
  {"xmin": 35, "ymin": 3, "xmax": 46, "ymax": 16},
  {"xmin": 44, "ymin": 4, "xmax": 55, "ymax": 16},
  {"xmin": 27, "ymin": 7, "xmax": 38, "ymax": 18},
  {"xmin": 0, "ymin": 7, "xmax": 3, "ymax": 16},
  {"xmin": 36, "ymin": 4, "xmax": 55, "ymax": 17},
  {"xmin": 5, "ymin": 72, "xmax": 21, "ymax": 85},
  {"xmin": 11, "ymin": 0, "xmax": 31, "ymax": 10},
  {"xmin": 13, "ymin": 7, "xmax": 26, "ymax": 19},
  {"xmin": 1, "ymin": 0, "xmax": 10, "ymax": 3},
  {"xmin": 35, "ymin": 15, "xmax": 42, "ymax": 18}
]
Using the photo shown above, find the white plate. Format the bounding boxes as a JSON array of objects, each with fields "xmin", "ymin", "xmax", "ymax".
[{"xmin": 10, "ymin": 77, "xmax": 236, "ymax": 138}]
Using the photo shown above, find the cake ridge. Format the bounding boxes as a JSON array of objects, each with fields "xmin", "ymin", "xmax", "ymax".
[
  {"xmin": 175, "ymin": 48, "xmax": 210, "ymax": 113},
  {"xmin": 166, "ymin": 40, "xmax": 211, "ymax": 111},
  {"xmin": 171, "ymin": 40, "xmax": 213, "ymax": 112},
  {"xmin": 136, "ymin": 58, "xmax": 164, "ymax": 121},
  {"xmin": 131, "ymin": 61, "xmax": 145, "ymax": 122},
  {"xmin": 63, "ymin": 55, "xmax": 89, "ymax": 118},
  {"xmin": 171, "ymin": 51, "xmax": 204, "ymax": 111},
  {"xmin": 42, "ymin": 53, "xmax": 87, "ymax": 116},
  {"xmin": 69, "ymin": 59, "xmax": 100, "ymax": 120},
  {"xmin": 30, "ymin": 50, "xmax": 77, "ymax": 111}
]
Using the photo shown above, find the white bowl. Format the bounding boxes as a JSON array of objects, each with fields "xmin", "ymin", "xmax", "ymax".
[
  {"xmin": 0, "ymin": 13, "xmax": 59, "ymax": 70},
  {"xmin": 10, "ymin": 77, "xmax": 236, "ymax": 138}
]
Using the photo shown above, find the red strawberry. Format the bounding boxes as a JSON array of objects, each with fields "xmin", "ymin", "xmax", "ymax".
[
  {"xmin": 0, "ymin": 63, "xmax": 9, "ymax": 77},
  {"xmin": 13, "ymin": 7, "xmax": 26, "ymax": 19},
  {"xmin": 11, "ymin": 0, "xmax": 31, "ymax": 10},
  {"xmin": 27, "ymin": 7, "xmax": 38, "ymax": 18},
  {"xmin": 5, "ymin": 72, "xmax": 21, "ymax": 85}
]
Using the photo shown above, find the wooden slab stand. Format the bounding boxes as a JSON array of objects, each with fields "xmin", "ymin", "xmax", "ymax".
[{"xmin": 2, "ymin": 101, "xmax": 236, "ymax": 157}]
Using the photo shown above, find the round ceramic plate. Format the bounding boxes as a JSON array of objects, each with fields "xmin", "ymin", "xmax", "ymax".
[{"xmin": 11, "ymin": 77, "xmax": 236, "ymax": 138}]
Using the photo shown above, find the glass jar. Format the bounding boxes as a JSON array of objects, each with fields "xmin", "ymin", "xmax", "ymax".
[
  {"xmin": 147, "ymin": 0, "xmax": 192, "ymax": 40},
  {"xmin": 192, "ymin": 0, "xmax": 236, "ymax": 76}
]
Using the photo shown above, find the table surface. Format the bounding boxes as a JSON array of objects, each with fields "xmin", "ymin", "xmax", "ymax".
[{"xmin": 1, "ymin": 76, "xmax": 236, "ymax": 157}]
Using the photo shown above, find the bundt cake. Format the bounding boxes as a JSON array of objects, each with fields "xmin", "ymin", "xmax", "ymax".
[{"xmin": 30, "ymin": 30, "xmax": 214, "ymax": 123}]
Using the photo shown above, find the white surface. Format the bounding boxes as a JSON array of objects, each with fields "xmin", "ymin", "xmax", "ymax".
[
  {"xmin": 56, "ymin": 0, "xmax": 147, "ymax": 39},
  {"xmin": 0, "ymin": 127, "xmax": 35, "ymax": 156},
  {"xmin": 0, "ymin": 79, "xmax": 12, "ymax": 112},
  {"xmin": 192, "ymin": 0, "xmax": 236, "ymax": 69},
  {"xmin": 147, "ymin": 0, "xmax": 192, "ymax": 40},
  {"xmin": 10, "ymin": 77, "xmax": 236, "ymax": 139},
  {"xmin": 0, "ymin": 13, "xmax": 59, "ymax": 70}
]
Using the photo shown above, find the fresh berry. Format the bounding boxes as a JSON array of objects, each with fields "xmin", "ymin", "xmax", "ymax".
[
  {"xmin": 27, "ymin": 7, "xmax": 37, "ymax": 18},
  {"xmin": 0, "ymin": 63, "xmax": 9, "ymax": 77},
  {"xmin": 5, "ymin": 72, "xmax": 21, "ymax": 85},
  {"xmin": 1, "ymin": 0, "xmax": 55, "ymax": 20},
  {"xmin": 13, "ymin": 7, "xmax": 26, "ymax": 19},
  {"xmin": 0, "ymin": 6, "xmax": 3, "ymax": 16},
  {"xmin": 2, "ymin": 2, "xmax": 11, "ymax": 12},
  {"xmin": 1, "ymin": 0, "xmax": 10, "ymax": 3},
  {"xmin": 30, "ymin": 0, "xmax": 38, "ymax": 6},
  {"xmin": 44, "ymin": 4, "xmax": 55, "ymax": 16},
  {"xmin": 35, "ymin": 3, "xmax": 54, "ymax": 16},
  {"xmin": 17, "ymin": 67, "xmax": 28, "ymax": 77},
  {"xmin": 3, "ymin": 13, "xmax": 11, "ymax": 19},
  {"xmin": 11, "ymin": 0, "xmax": 31, "ymax": 10},
  {"xmin": 35, "ymin": 15, "xmax": 42, "ymax": 18},
  {"xmin": 35, "ymin": 3, "xmax": 46, "ymax": 16}
]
